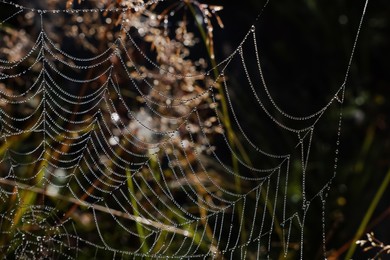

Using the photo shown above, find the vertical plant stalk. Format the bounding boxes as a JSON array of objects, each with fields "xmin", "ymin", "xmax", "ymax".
[
  {"xmin": 186, "ymin": 2, "xmax": 284, "ymax": 248},
  {"xmin": 185, "ymin": 1, "xmax": 247, "ymax": 244},
  {"xmin": 344, "ymin": 168, "xmax": 390, "ymax": 260},
  {"xmin": 126, "ymin": 168, "xmax": 150, "ymax": 257}
]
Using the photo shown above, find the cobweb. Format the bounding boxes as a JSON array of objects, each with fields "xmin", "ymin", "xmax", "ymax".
[{"xmin": 0, "ymin": 0, "xmax": 368, "ymax": 259}]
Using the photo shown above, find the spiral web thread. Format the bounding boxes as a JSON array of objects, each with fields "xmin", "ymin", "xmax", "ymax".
[{"xmin": 0, "ymin": 0, "xmax": 368, "ymax": 259}]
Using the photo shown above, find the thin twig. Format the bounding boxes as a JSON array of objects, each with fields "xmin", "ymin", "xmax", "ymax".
[{"xmin": 0, "ymin": 178, "xmax": 192, "ymax": 237}]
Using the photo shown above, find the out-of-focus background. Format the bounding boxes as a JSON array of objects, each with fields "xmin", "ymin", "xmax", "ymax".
[
  {"xmin": 217, "ymin": 0, "xmax": 390, "ymax": 258},
  {"xmin": 0, "ymin": 0, "xmax": 389, "ymax": 259}
]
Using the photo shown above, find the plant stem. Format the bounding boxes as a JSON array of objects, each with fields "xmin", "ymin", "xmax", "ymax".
[
  {"xmin": 0, "ymin": 178, "xmax": 191, "ymax": 236},
  {"xmin": 186, "ymin": 3, "xmax": 285, "ymax": 249},
  {"xmin": 185, "ymin": 2, "xmax": 247, "ymax": 244},
  {"xmin": 126, "ymin": 168, "xmax": 150, "ymax": 257},
  {"xmin": 344, "ymin": 168, "xmax": 390, "ymax": 260}
]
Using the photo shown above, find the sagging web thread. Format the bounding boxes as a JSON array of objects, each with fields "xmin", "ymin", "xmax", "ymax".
[{"xmin": 0, "ymin": 0, "xmax": 368, "ymax": 259}]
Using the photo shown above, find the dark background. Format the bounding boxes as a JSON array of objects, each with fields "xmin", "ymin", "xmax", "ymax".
[{"xmin": 215, "ymin": 0, "xmax": 390, "ymax": 258}]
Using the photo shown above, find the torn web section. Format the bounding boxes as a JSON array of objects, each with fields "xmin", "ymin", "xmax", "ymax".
[{"xmin": 209, "ymin": 24, "xmax": 346, "ymax": 257}]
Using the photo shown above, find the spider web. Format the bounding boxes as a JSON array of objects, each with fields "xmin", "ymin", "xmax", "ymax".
[{"xmin": 0, "ymin": 0, "xmax": 368, "ymax": 259}]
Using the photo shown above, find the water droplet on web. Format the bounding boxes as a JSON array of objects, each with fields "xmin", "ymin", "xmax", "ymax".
[{"xmin": 251, "ymin": 25, "xmax": 256, "ymax": 32}]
